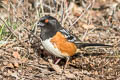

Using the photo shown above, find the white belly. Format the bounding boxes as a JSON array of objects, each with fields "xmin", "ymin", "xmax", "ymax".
[{"xmin": 41, "ymin": 39, "xmax": 64, "ymax": 58}]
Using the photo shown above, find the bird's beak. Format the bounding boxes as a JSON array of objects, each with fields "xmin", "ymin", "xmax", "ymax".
[{"xmin": 37, "ymin": 22, "xmax": 45, "ymax": 27}]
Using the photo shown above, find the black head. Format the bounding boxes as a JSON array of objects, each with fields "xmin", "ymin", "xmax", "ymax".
[
  {"xmin": 37, "ymin": 15, "xmax": 61, "ymax": 30},
  {"xmin": 37, "ymin": 15, "xmax": 62, "ymax": 40}
]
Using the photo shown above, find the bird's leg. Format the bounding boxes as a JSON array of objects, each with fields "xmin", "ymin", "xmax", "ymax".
[
  {"xmin": 54, "ymin": 58, "xmax": 61, "ymax": 64},
  {"xmin": 64, "ymin": 57, "xmax": 70, "ymax": 69}
]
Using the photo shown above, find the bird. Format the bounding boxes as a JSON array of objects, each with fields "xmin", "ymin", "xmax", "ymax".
[{"xmin": 37, "ymin": 15, "xmax": 112, "ymax": 67}]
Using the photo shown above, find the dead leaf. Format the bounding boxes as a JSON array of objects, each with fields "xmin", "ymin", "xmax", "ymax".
[
  {"xmin": 7, "ymin": 63, "xmax": 14, "ymax": 68},
  {"xmin": 21, "ymin": 57, "xmax": 28, "ymax": 63},
  {"xmin": 7, "ymin": 70, "xmax": 12, "ymax": 76},
  {"xmin": 69, "ymin": 2, "xmax": 83, "ymax": 17},
  {"xmin": 16, "ymin": 8, "xmax": 23, "ymax": 18},
  {"xmin": 11, "ymin": 0, "xmax": 17, "ymax": 4},
  {"xmin": 1, "ymin": 0, "xmax": 8, "ymax": 5},
  {"xmin": 10, "ymin": 71, "xmax": 19, "ymax": 79},
  {"xmin": 13, "ymin": 62, "xmax": 19, "ymax": 68},
  {"xmin": 13, "ymin": 51, "xmax": 21, "ymax": 59},
  {"xmin": 3, "ymin": 61, "xmax": 8, "ymax": 65},
  {"xmin": 94, "ymin": 71, "xmax": 98, "ymax": 75}
]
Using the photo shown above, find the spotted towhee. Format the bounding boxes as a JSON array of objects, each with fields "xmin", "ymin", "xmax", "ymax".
[{"xmin": 37, "ymin": 15, "xmax": 111, "ymax": 66}]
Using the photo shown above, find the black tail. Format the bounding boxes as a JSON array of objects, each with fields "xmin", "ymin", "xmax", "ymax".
[{"xmin": 75, "ymin": 43, "xmax": 112, "ymax": 48}]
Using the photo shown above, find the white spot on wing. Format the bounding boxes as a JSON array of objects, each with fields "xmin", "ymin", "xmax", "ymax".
[{"xmin": 60, "ymin": 29, "xmax": 76, "ymax": 42}]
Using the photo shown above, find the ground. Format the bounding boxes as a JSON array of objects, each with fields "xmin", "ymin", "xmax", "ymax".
[{"xmin": 0, "ymin": 0, "xmax": 120, "ymax": 80}]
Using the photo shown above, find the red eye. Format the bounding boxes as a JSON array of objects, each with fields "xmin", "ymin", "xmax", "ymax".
[{"xmin": 45, "ymin": 19, "xmax": 49, "ymax": 23}]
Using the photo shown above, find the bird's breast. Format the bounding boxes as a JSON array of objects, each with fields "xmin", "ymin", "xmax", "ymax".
[{"xmin": 50, "ymin": 32, "xmax": 77, "ymax": 57}]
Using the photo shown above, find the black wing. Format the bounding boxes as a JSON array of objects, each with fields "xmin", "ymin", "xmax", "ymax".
[{"xmin": 59, "ymin": 28, "xmax": 77, "ymax": 42}]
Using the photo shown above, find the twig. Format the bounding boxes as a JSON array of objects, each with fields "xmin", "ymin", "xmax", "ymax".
[
  {"xmin": 25, "ymin": 28, "xmax": 41, "ymax": 42},
  {"xmin": 70, "ymin": 1, "xmax": 93, "ymax": 28},
  {"xmin": 60, "ymin": 0, "xmax": 64, "ymax": 23},
  {"xmin": 0, "ymin": 18, "xmax": 18, "ymax": 39},
  {"xmin": 0, "ymin": 18, "xmax": 28, "ymax": 49},
  {"xmin": 53, "ymin": 0, "xmax": 57, "ymax": 8}
]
